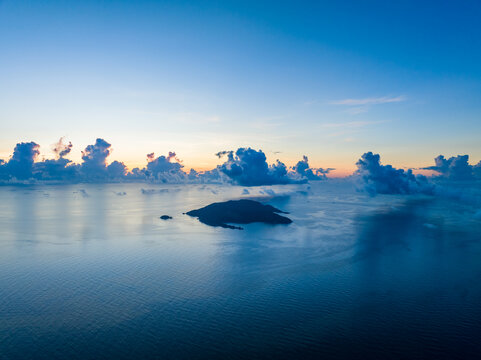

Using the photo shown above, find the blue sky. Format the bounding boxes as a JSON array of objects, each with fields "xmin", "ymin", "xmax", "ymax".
[{"xmin": 1, "ymin": 0, "xmax": 480, "ymax": 175}]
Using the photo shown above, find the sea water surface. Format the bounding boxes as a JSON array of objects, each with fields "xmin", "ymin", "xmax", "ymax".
[{"xmin": 1, "ymin": 181, "xmax": 481, "ymax": 359}]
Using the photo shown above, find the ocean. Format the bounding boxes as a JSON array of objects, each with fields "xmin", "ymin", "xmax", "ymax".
[{"xmin": 1, "ymin": 181, "xmax": 481, "ymax": 359}]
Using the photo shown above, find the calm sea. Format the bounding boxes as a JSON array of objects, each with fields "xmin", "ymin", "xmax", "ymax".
[{"xmin": 1, "ymin": 181, "xmax": 480, "ymax": 359}]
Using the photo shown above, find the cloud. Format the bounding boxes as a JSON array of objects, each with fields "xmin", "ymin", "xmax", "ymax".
[
  {"xmin": 423, "ymin": 155, "xmax": 481, "ymax": 181},
  {"xmin": 80, "ymin": 138, "xmax": 113, "ymax": 178},
  {"xmin": 0, "ymin": 139, "xmax": 331, "ymax": 186},
  {"xmin": 474, "ymin": 162, "xmax": 481, "ymax": 179},
  {"xmin": 0, "ymin": 140, "xmax": 77, "ymax": 182},
  {"xmin": 215, "ymin": 151, "xmax": 231, "ymax": 159},
  {"xmin": 217, "ymin": 148, "xmax": 302, "ymax": 186},
  {"xmin": 107, "ymin": 161, "xmax": 128, "ymax": 179},
  {"xmin": 34, "ymin": 158, "xmax": 77, "ymax": 181},
  {"xmin": 52, "ymin": 137, "xmax": 73, "ymax": 158},
  {"xmin": 260, "ymin": 188, "xmax": 276, "ymax": 196},
  {"xmin": 330, "ymin": 95, "xmax": 406, "ymax": 106},
  {"xmin": 78, "ymin": 139, "xmax": 128, "ymax": 180},
  {"xmin": 0, "ymin": 138, "xmax": 127, "ymax": 183},
  {"xmin": 1, "ymin": 142, "xmax": 40, "ymax": 180},
  {"xmin": 292, "ymin": 156, "xmax": 333, "ymax": 180},
  {"xmin": 141, "ymin": 188, "xmax": 170, "ymax": 195},
  {"xmin": 145, "ymin": 152, "xmax": 185, "ymax": 182},
  {"xmin": 356, "ymin": 152, "xmax": 434, "ymax": 196},
  {"xmin": 74, "ymin": 189, "xmax": 89, "ymax": 198},
  {"xmin": 126, "ymin": 151, "xmax": 188, "ymax": 183},
  {"xmin": 215, "ymin": 148, "xmax": 333, "ymax": 186},
  {"xmin": 192, "ymin": 167, "xmax": 226, "ymax": 184}
]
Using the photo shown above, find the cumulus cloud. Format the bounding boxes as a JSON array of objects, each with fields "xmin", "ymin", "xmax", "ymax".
[
  {"xmin": 107, "ymin": 161, "xmax": 127, "ymax": 179},
  {"xmin": 474, "ymin": 163, "xmax": 481, "ymax": 179},
  {"xmin": 216, "ymin": 149, "xmax": 334, "ymax": 186},
  {"xmin": 2, "ymin": 142, "xmax": 40, "ymax": 180},
  {"xmin": 193, "ymin": 167, "xmax": 226, "ymax": 184},
  {"xmin": 0, "ymin": 138, "xmax": 127, "ymax": 183},
  {"xmin": 78, "ymin": 138, "xmax": 127, "ymax": 180},
  {"xmin": 356, "ymin": 152, "xmax": 434, "ymax": 196},
  {"xmin": 217, "ymin": 148, "xmax": 302, "ymax": 186},
  {"xmin": 145, "ymin": 152, "xmax": 184, "ymax": 181},
  {"xmin": 423, "ymin": 155, "xmax": 481, "ymax": 181},
  {"xmin": 0, "ymin": 140, "xmax": 78, "ymax": 182},
  {"xmin": 187, "ymin": 169, "xmax": 199, "ymax": 181},
  {"xmin": 34, "ymin": 158, "xmax": 77, "ymax": 181},
  {"xmin": 292, "ymin": 156, "xmax": 333, "ymax": 180},
  {"xmin": 52, "ymin": 137, "xmax": 73, "ymax": 158},
  {"xmin": 0, "ymin": 139, "xmax": 331, "ymax": 185},
  {"xmin": 80, "ymin": 138, "xmax": 113, "ymax": 178}
]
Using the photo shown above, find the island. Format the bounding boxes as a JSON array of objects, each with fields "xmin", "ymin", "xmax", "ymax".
[
  {"xmin": 186, "ymin": 199, "xmax": 292, "ymax": 230},
  {"xmin": 160, "ymin": 215, "xmax": 173, "ymax": 220}
]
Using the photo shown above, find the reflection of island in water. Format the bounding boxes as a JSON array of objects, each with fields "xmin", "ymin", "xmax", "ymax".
[{"xmin": 186, "ymin": 199, "xmax": 292, "ymax": 230}]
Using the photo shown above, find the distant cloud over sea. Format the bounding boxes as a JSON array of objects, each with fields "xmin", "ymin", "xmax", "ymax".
[{"xmin": 0, "ymin": 139, "xmax": 332, "ymax": 186}]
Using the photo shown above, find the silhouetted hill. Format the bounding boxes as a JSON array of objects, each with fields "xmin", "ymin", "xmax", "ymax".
[{"xmin": 186, "ymin": 199, "xmax": 292, "ymax": 230}]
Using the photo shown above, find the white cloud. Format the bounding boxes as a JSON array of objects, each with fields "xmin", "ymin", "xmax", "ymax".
[
  {"xmin": 344, "ymin": 106, "xmax": 369, "ymax": 115},
  {"xmin": 320, "ymin": 120, "xmax": 388, "ymax": 129},
  {"xmin": 330, "ymin": 95, "xmax": 406, "ymax": 106}
]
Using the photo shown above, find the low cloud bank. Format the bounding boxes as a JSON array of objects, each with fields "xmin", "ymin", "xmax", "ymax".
[
  {"xmin": 423, "ymin": 155, "xmax": 481, "ymax": 181},
  {"xmin": 216, "ymin": 148, "xmax": 332, "ymax": 186},
  {"xmin": 292, "ymin": 156, "xmax": 333, "ymax": 180},
  {"xmin": 355, "ymin": 152, "xmax": 481, "ymax": 202},
  {"xmin": 356, "ymin": 152, "xmax": 434, "ymax": 196},
  {"xmin": 0, "ymin": 139, "xmax": 130, "ymax": 183},
  {"xmin": 81, "ymin": 138, "xmax": 128, "ymax": 180},
  {"xmin": 1, "ymin": 142, "xmax": 40, "ymax": 180},
  {"xmin": 0, "ymin": 140, "xmax": 329, "ymax": 185},
  {"xmin": 217, "ymin": 148, "xmax": 295, "ymax": 186}
]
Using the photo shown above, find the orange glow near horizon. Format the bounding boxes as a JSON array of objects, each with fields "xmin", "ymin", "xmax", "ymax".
[
  {"xmin": 120, "ymin": 159, "xmax": 357, "ymax": 178},
  {"xmin": 1, "ymin": 149, "xmax": 443, "ymax": 180},
  {"xmin": 0, "ymin": 141, "xmax": 451, "ymax": 179}
]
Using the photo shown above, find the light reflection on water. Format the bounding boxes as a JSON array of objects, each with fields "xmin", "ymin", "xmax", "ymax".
[{"xmin": 0, "ymin": 181, "xmax": 481, "ymax": 359}]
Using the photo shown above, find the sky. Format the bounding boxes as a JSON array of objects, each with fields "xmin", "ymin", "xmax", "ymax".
[{"xmin": 1, "ymin": 0, "xmax": 481, "ymax": 176}]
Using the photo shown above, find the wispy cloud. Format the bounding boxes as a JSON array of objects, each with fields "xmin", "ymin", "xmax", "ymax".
[
  {"xmin": 344, "ymin": 106, "xmax": 369, "ymax": 115},
  {"xmin": 330, "ymin": 95, "xmax": 406, "ymax": 106},
  {"xmin": 320, "ymin": 120, "xmax": 388, "ymax": 129}
]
